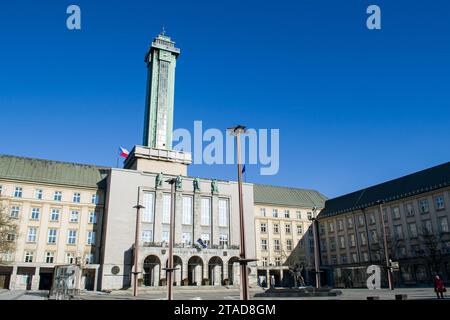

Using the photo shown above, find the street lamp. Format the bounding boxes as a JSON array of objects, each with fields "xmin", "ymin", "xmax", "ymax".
[
  {"xmin": 376, "ymin": 200, "xmax": 394, "ymax": 290},
  {"xmin": 132, "ymin": 204, "xmax": 145, "ymax": 297},
  {"xmin": 227, "ymin": 125, "xmax": 256, "ymax": 300},
  {"xmin": 163, "ymin": 178, "xmax": 178, "ymax": 300},
  {"xmin": 310, "ymin": 206, "xmax": 321, "ymax": 289}
]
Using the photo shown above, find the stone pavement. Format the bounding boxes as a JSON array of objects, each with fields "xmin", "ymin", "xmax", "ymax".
[{"xmin": 0, "ymin": 289, "xmax": 47, "ymax": 300}]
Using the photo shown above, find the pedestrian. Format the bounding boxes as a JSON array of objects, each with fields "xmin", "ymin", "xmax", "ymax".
[{"xmin": 434, "ymin": 275, "xmax": 446, "ymax": 299}]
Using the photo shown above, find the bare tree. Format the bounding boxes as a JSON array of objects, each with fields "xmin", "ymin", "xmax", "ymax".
[
  {"xmin": 418, "ymin": 227, "xmax": 446, "ymax": 275},
  {"xmin": 0, "ymin": 204, "xmax": 16, "ymax": 264},
  {"xmin": 369, "ymin": 231, "xmax": 402, "ymax": 263}
]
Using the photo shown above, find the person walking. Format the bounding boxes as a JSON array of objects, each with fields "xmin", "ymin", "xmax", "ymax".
[{"xmin": 434, "ymin": 275, "xmax": 446, "ymax": 299}]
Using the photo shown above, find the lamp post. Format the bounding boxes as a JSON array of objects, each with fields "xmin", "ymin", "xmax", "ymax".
[
  {"xmin": 227, "ymin": 125, "xmax": 255, "ymax": 300},
  {"xmin": 310, "ymin": 206, "xmax": 321, "ymax": 289},
  {"xmin": 163, "ymin": 178, "xmax": 178, "ymax": 300},
  {"xmin": 132, "ymin": 204, "xmax": 145, "ymax": 297},
  {"xmin": 377, "ymin": 200, "xmax": 394, "ymax": 290}
]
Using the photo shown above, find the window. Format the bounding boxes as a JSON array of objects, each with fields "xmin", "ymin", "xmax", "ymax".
[
  {"xmin": 339, "ymin": 236, "xmax": 345, "ymax": 249},
  {"xmin": 405, "ymin": 203, "xmax": 414, "ymax": 217},
  {"xmin": 394, "ymin": 225, "xmax": 404, "ymax": 240},
  {"xmin": 27, "ymin": 227, "xmax": 37, "ymax": 243},
  {"xmin": 10, "ymin": 206, "xmax": 20, "ymax": 219},
  {"xmin": 273, "ymin": 224, "xmax": 279, "ymax": 233},
  {"xmin": 86, "ymin": 231, "xmax": 96, "ymax": 245},
  {"xmin": 89, "ymin": 212, "xmax": 97, "ymax": 224},
  {"xmin": 30, "ymin": 207, "xmax": 40, "ymax": 220},
  {"xmin": 320, "ymin": 239, "xmax": 327, "ymax": 251},
  {"xmin": 362, "ymin": 252, "xmax": 369, "ymax": 262},
  {"xmin": 352, "ymin": 253, "xmax": 358, "ymax": 263},
  {"xmin": 142, "ymin": 192, "xmax": 155, "ymax": 223},
  {"xmin": 219, "ymin": 234, "xmax": 228, "ymax": 247},
  {"xmin": 70, "ymin": 210, "xmax": 79, "ymax": 222},
  {"xmin": 218, "ymin": 198, "xmax": 228, "ymax": 227},
  {"xmin": 330, "ymin": 238, "xmax": 336, "ymax": 250},
  {"xmin": 274, "ymin": 239, "xmax": 280, "ymax": 251},
  {"xmin": 200, "ymin": 198, "xmax": 211, "ymax": 225},
  {"xmin": 360, "ymin": 232, "xmax": 367, "ymax": 245},
  {"xmin": 285, "ymin": 224, "xmax": 291, "ymax": 234},
  {"xmin": 162, "ymin": 231, "xmax": 169, "ymax": 243},
  {"xmin": 331, "ymin": 255, "xmax": 337, "ymax": 265},
  {"xmin": 53, "ymin": 191, "xmax": 62, "ymax": 201},
  {"xmin": 85, "ymin": 253, "xmax": 94, "ymax": 264},
  {"xmin": 0, "ymin": 185, "xmax": 2, "ymax": 195},
  {"xmin": 14, "ymin": 187, "xmax": 23, "ymax": 198},
  {"xmin": 162, "ymin": 194, "xmax": 171, "ymax": 224},
  {"xmin": 73, "ymin": 192, "xmax": 81, "ymax": 203},
  {"xmin": 382, "ymin": 208, "xmax": 388, "ymax": 221},
  {"xmin": 435, "ymin": 195, "xmax": 445, "ymax": 211},
  {"xmin": 2, "ymin": 252, "xmax": 13, "ymax": 262},
  {"xmin": 34, "ymin": 189, "xmax": 43, "ymax": 200},
  {"xmin": 182, "ymin": 196, "xmax": 193, "ymax": 225},
  {"xmin": 408, "ymin": 223, "xmax": 418, "ymax": 238},
  {"xmin": 319, "ymin": 223, "xmax": 325, "ymax": 235},
  {"xmin": 260, "ymin": 223, "xmax": 267, "ymax": 233},
  {"xmin": 349, "ymin": 234, "xmax": 356, "ymax": 247},
  {"xmin": 399, "ymin": 247, "xmax": 407, "ymax": 257},
  {"xmin": 347, "ymin": 217, "xmax": 354, "ymax": 228},
  {"xmin": 341, "ymin": 255, "xmax": 348, "ymax": 264},
  {"xmin": 260, "ymin": 208, "xmax": 266, "ymax": 217},
  {"xmin": 337, "ymin": 219, "xmax": 344, "ymax": 230},
  {"xmin": 358, "ymin": 215, "xmax": 365, "ymax": 226},
  {"xmin": 261, "ymin": 239, "xmax": 267, "ymax": 251},
  {"xmin": 439, "ymin": 217, "xmax": 449, "ymax": 233},
  {"xmin": 91, "ymin": 194, "xmax": 98, "ymax": 205},
  {"xmin": 286, "ymin": 239, "xmax": 293, "ymax": 251},
  {"xmin": 66, "ymin": 252, "xmax": 75, "ymax": 264},
  {"xmin": 45, "ymin": 252, "xmax": 54, "ymax": 264},
  {"xmin": 141, "ymin": 230, "xmax": 153, "ymax": 242},
  {"xmin": 392, "ymin": 206, "xmax": 400, "ymax": 220},
  {"xmin": 200, "ymin": 233, "xmax": 210, "ymax": 246},
  {"xmin": 272, "ymin": 209, "xmax": 278, "ymax": 218},
  {"xmin": 423, "ymin": 220, "xmax": 433, "ymax": 234},
  {"xmin": 328, "ymin": 222, "xmax": 335, "ymax": 232},
  {"xmin": 67, "ymin": 230, "xmax": 77, "ymax": 244},
  {"xmin": 50, "ymin": 209, "xmax": 60, "ymax": 221},
  {"xmin": 24, "ymin": 251, "xmax": 33, "ymax": 263},
  {"xmin": 262, "ymin": 257, "xmax": 268, "ymax": 267},
  {"xmin": 47, "ymin": 228, "xmax": 57, "ymax": 244},
  {"xmin": 370, "ymin": 230, "xmax": 378, "ymax": 243},
  {"xmin": 308, "ymin": 228, "xmax": 313, "ymax": 236},
  {"xmin": 296, "ymin": 211, "xmax": 301, "ymax": 219},
  {"xmin": 419, "ymin": 199, "xmax": 429, "ymax": 214},
  {"xmin": 7, "ymin": 232, "xmax": 16, "ymax": 241},
  {"xmin": 307, "ymin": 212, "xmax": 313, "ymax": 220},
  {"xmin": 297, "ymin": 225, "xmax": 303, "ymax": 235},
  {"xmin": 275, "ymin": 257, "xmax": 281, "ymax": 266},
  {"xmin": 284, "ymin": 210, "xmax": 290, "ymax": 218},
  {"xmin": 369, "ymin": 213, "xmax": 376, "ymax": 225}
]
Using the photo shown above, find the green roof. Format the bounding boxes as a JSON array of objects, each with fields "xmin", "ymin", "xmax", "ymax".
[
  {"xmin": 319, "ymin": 162, "xmax": 450, "ymax": 218},
  {"xmin": 253, "ymin": 184, "xmax": 327, "ymax": 208},
  {"xmin": 0, "ymin": 154, "xmax": 109, "ymax": 189}
]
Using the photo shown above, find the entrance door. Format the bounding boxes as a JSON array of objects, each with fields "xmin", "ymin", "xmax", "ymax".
[
  {"xmin": 26, "ymin": 275, "xmax": 33, "ymax": 290},
  {"xmin": 38, "ymin": 272, "xmax": 53, "ymax": 290},
  {"xmin": 0, "ymin": 274, "xmax": 10, "ymax": 289}
]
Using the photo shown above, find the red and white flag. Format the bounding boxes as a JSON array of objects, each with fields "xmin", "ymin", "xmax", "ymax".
[{"xmin": 118, "ymin": 147, "xmax": 129, "ymax": 158}]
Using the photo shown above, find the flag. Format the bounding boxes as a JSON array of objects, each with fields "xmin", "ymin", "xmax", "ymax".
[
  {"xmin": 242, "ymin": 165, "xmax": 246, "ymax": 174},
  {"xmin": 197, "ymin": 238, "xmax": 208, "ymax": 249},
  {"xmin": 119, "ymin": 147, "xmax": 129, "ymax": 158}
]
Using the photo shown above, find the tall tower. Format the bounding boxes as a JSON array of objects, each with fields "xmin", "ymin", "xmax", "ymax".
[{"xmin": 143, "ymin": 31, "xmax": 180, "ymax": 150}]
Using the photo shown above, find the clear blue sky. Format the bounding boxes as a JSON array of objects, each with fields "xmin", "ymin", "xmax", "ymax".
[{"xmin": 0, "ymin": 0, "xmax": 449, "ymax": 198}]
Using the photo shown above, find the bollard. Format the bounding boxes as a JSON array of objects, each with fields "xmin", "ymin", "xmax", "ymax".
[{"xmin": 395, "ymin": 294, "xmax": 407, "ymax": 300}]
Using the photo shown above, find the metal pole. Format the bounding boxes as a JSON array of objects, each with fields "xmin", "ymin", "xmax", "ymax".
[
  {"xmin": 167, "ymin": 181, "xmax": 176, "ymax": 300},
  {"xmin": 133, "ymin": 204, "xmax": 144, "ymax": 297},
  {"xmin": 312, "ymin": 210, "xmax": 321, "ymax": 289},
  {"xmin": 378, "ymin": 201, "xmax": 393, "ymax": 290},
  {"xmin": 235, "ymin": 129, "xmax": 249, "ymax": 301}
]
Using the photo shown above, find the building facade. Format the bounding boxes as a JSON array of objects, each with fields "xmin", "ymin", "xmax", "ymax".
[
  {"xmin": 0, "ymin": 155, "xmax": 107, "ymax": 290},
  {"xmin": 317, "ymin": 162, "xmax": 450, "ymax": 288},
  {"xmin": 253, "ymin": 184, "xmax": 326, "ymax": 287}
]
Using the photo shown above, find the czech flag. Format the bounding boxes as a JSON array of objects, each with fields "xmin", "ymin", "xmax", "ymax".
[{"xmin": 119, "ymin": 147, "xmax": 129, "ymax": 158}]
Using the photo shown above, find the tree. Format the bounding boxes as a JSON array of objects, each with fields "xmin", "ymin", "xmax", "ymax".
[
  {"xmin": 369, "ymin": 231, "xmax": 401, "ymax": 263},
  {"xmin": 0, "ymin": 204, "xmax": 16, "ymax": 264},
  {"xmin": 418, "ymin": 227, "xmax": 446, "ymax": 275}
]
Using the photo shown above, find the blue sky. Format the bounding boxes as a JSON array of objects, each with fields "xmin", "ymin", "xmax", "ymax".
[{"xmin": 0, "ymin": 0, "xmax": 449, "ymax": 198}]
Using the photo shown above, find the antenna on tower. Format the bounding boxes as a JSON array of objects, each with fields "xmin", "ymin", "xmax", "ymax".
[{"xmin": 161, "ymin": 25, "xmax": 166, "ymax": 36}]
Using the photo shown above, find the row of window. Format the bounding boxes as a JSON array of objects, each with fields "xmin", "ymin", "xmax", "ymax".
[
  {"xmin": 259, "ymin": 208, "xmax": 313, "ymax": 220},
  {"xmin": 260, "ymin": 222, "xmax": 304, "ymax": 235},
  {"xmin": 260, "ymin": 239, "xmax": 294, "ymax": 251},
  {"xmin": 0, "ymin": 185, "xmax": 99, "ymax": 204},
  {"xmin": 140, "ymin": 230, "xmax": 229, "ymax": 247},
  {"xmin": 22, "ymin": 251, "xmax": 95, "ymax": 264},
  {"xmin": 322, "ymin": 217, "xmax": 449, "ymax": 251},
  {"xmin": 141, "ymin": 192, "xmax": 229, "ymax": 227},
  {"xmin": 9, "ymin": 206, "xmax": 98, "ymax": 224},
  {"xmin": 261, "ymin": 256, "xmax": 282, "ymax": 267},
  {"xmin": 13, "ymin": 228, "xmax": 97, "ymax": 245},
  {"xmin": 324, "ymin": 195, "xmax": 448, "ymax": 234}
]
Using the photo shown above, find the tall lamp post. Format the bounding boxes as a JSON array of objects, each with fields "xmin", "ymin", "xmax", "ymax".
[
  {"xmin": 310, "ymin": 206, "xmax": 321, "ymax": 289},
  {"xmin": 227, "ymin": 125, "xmax": 256, "ymax": 300},
  {"xmin": 163, "ymin": 178, "xmax": 178, "ymax": 300},
  {"xmin": 132, "ymin": 204, "xmax": 145, "ymax": 297},
  {"xmin": 377, "ymin": 200, "xmax": 394, "ymax": 290}
]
